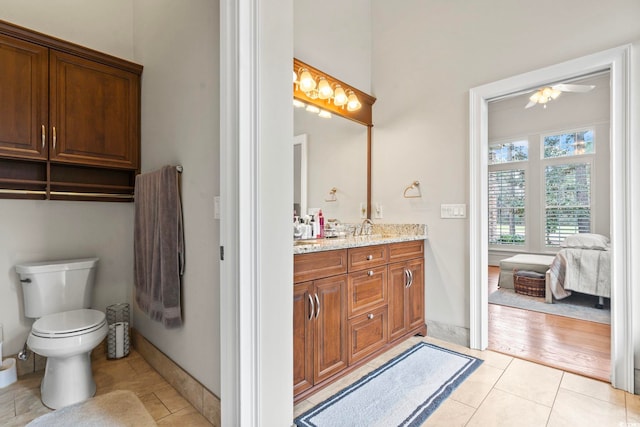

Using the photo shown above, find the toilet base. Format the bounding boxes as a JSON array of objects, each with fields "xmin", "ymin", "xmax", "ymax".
[{"xmin": 40, "ymin": 352, "xmax": 96, "ymax": 409}]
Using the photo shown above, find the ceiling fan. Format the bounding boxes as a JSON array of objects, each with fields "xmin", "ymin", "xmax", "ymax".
[{"xmin": 525, "ymin": 83, "xmax": 595, "ymax": 109}]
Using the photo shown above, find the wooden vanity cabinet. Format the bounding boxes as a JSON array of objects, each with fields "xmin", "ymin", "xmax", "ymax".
[
  {"xmin": 0, "ymin": 20, "xmax": 142, "ymax": 201},
  {"xmin": 388, "ymin": 240, "xmax": 426, "ymax": 342},
  {"xmin": 294, "ymin": 240, "xmax": 425, "ymax": 401},
  {"xmin": 293, "ymin": 250, "xmax": 348, "ymax": 396}
]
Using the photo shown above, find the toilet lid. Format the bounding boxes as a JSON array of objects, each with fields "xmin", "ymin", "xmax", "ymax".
[{"xmin": 32, "ymin": 309, "xmax": 106, "ymax": 338}]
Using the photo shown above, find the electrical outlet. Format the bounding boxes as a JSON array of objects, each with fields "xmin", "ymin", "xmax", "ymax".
[
  {"xmin": 374, "ymin": 204, "xmax": 384, "ymax": 219},
  {"xmin": 359, "ymin": 203, "xmax": 367, "ymax": 219}
]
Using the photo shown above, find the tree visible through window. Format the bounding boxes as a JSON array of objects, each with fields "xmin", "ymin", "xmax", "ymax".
[{"xmin": 488, "ymin": 169, "xmax": 526, "ymax": 245}]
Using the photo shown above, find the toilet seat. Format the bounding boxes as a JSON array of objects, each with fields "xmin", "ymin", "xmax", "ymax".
[{"xmin": 32, "ymin": 309, "xmax": 106, "ymax": 339}]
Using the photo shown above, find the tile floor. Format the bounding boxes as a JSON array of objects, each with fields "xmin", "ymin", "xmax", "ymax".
[
  {"xmin": 0, "ymin": 349, "xmax": 213, "ymax": 426},
  {"xmin": 294, "ymin": 336, "xmax": 640, "ymax": 426}
]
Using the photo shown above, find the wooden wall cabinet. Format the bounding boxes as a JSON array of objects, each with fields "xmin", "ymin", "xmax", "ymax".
[
  {"xmin": 0, "ymin": 20, "xmax": 142, "ymax": 201},
  {"xmin": 294, "ymin": 240, "xmax": 426, "ymax": 401}
]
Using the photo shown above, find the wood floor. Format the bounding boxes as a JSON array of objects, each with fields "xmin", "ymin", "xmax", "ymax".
[{"xmin": 488, "ymin": 265, "xmax": 611, "ymax": 382}]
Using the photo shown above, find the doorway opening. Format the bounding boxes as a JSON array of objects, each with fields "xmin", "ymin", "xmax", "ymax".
[{"xmin": 469, "ymin": 45, "xmax": 633, "ymax": 392}]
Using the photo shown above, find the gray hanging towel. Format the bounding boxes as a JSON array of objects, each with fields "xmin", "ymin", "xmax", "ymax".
[{"xmin": 134, "ymin": 165, "xmax": 185, "ymax": 328}]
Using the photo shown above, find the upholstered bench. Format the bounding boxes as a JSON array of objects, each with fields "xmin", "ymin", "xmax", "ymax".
[{"xmin": 498, "ymin": 254, "xmax": 555, "ymax": 291}]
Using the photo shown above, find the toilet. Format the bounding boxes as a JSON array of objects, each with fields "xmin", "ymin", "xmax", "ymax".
[{"xmin": 15, "ymin": 258, "xmax": 107, "ymax": 410}]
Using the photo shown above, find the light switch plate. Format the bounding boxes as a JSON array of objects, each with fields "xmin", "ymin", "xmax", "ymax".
[{"xmin": 441, "ymin": 204, "xmax": 466, "ymax": 219}]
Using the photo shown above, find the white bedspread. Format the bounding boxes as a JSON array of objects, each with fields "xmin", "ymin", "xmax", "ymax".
[{"xmin": 548, "ymin": 248, "xmax": 611, "ymax": 300}]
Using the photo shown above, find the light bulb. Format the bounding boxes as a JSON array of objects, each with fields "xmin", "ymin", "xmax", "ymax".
[
  {"xmin": 529, "ymin": 92, "xmax": 540, "ymax": 102},
  {"xmin": 292, "ymin": 70, "xmax": 297, "ymax": 83},
  {"xmin": 317, "ymin": 77, "xmax": 333, "ymax": 100},
  {"xmin": 333, "ymin": 85, "xmax": 347, "ymax": 106},
  {"xmin": 299, "ymin": 69, "xmax": 316, "ymax": 92},
  {"xmin": 346, "ymin": 91, "xmax": 361, "ymax": 111}
]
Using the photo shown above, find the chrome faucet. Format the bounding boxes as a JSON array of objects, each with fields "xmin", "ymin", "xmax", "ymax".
[{"xmin": 358, "ymin": 218, "xmax": 374, "ymax": 236}]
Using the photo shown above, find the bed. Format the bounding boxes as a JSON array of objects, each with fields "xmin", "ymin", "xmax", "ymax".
[{"xmin": 547, "ymin": 233, "xmax": 611, "ymax": 308}]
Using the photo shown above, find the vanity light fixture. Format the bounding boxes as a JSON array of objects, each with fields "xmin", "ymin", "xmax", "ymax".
[
  {"xmin": 346, "ymin": 90, "xmax": 362, "ymax": 111},
  {"xmin": 293, "ymin": 65, "xmax": 361, "ymax": 112}
]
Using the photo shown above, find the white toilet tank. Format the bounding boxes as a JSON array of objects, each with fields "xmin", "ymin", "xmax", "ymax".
[{"xmin": 15, "ymin": 258, "xmax": 99, "ymax": 318}]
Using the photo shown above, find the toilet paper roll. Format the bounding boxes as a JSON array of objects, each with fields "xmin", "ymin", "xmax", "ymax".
[{"xmin": 115, "ymin": 322, "xmax": 124, "ymax": 358}]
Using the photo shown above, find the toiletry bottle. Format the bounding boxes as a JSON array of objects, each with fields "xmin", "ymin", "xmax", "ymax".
[
  {"xmin": 310, "ymin": 215, "xmax": 316, "ymax": 237},
  {"xmin": 318, "ymin": 210, "xmax": 325, "ymax": 238}
]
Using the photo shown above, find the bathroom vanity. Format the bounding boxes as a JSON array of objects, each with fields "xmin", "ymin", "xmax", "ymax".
[{"xmin": 293, "ymin": 228, "xmax": 427, "ymax": 401}]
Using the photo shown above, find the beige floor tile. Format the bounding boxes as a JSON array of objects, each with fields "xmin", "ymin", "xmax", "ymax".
[
  {"xmin": 14, "ymin": 385, "xmax": 45, "ymax": 416},
  {"xmin": 155, "ymin": 382, "xmax": 192, "ymax": 413},
  {"xmin": 494, "ymin": 357, "xmax": 562, "ymax": 407},
  {"xmin": 548, "ymin": 388, "xmax": 626, "ymax": 427},
  {"xmin": 0, "ymin": 394, "xmax": 15, "ymax": 424},
  {"xmin": 449, "ymin": 362, "xmax": 503, "ymax": 408},
  {"xmin": 139, "ymin": 391, "xmax": 171, "ymax": 420},
  {"xmin": 156, "ymin": 405, "xmax": 213, "ymax": 426},
  {"xmin": 560, "ymin": 372, "xmax": 625, "ymax": 407},
  {"xmin": 467, "ymin": 349, "xmax": 513, "ymax": 371},
  {"xmin": 293, "ymin": 399, "xmax": 314, "ymax": 418},
  {"xmin": 421, "ymin": 397, "xmax": 475, "ymax": 427},
  {"xmin": 466, "ymin": 388, "xmax": 551, "ymax": 427},
  {"xmin": 626, "ymin": 393, "xmax": 640, "ymax": 424}
]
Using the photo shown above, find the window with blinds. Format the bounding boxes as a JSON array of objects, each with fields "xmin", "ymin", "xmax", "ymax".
[
  {"xmin": 488, "ymin": 169, "xmax": 526, "ymax": 245},
  {"xmin": 544, "ymin": 163, "xmax": 591, "ymax": 246}
]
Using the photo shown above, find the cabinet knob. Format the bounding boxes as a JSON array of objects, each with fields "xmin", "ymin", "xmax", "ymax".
[
  {"xmin": 366, "ymin": 255, "xmax": 373, "ymax": 260},
  {"xmin": 367, "ymin": 313, "xmax": 374, "ymax": 320},
  {"xmin": 367, "ymin": 270, "xmax": 374, "ymax": 277}
]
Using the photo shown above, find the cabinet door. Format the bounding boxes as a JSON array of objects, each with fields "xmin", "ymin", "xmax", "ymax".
[
  {"xmin": 405, "ymin": 258, "xmax": 425, "ymax": 331},
  {"xmin": 49, "ymin": 50, "xmax": 139, "ymax": 169},
  {"xmin": 348, "ymin": 306, "xmax": 388, "ymax": 364},
  {"xmin": 313, "ymin": 275, "xmax": 348, "ymax": 384},
  {"xmin": 388, "ymin": 261, "xmax": 409, "ymax": 342},
  {"xmin": 293, "ymin": 282, "xmax": 314, "ymax": 396},
  {"xmin": 0, "ymin": 35, "xmax": 48, "ymax": 160}
]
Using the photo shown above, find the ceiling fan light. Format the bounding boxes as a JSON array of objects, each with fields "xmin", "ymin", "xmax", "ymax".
[
  {"xmin": 541, "ymin": 87, "xmax": 552, "ymax": 98},
  {"xmin": 317, "ymin": 77, "xmax": 333, "ymax": 100},
  {"xmin": 299, "ymin": 69, "xmax": 316, "ymax": 92},
  {"xmin": 346, "ymin": 91, "xmax": 361, "ymax": 111},
  {"xmin": 538, "ymin": 96, "xmax": 549, "ymax": 104},
  {"xmin": 333, "ymin": 85, "xmax": 347, "ymax": 106}
]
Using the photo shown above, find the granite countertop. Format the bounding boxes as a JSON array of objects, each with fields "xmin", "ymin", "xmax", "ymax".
[{"xmin": 293, "ymin": 224, "xmax": 428, "ymax": 254}]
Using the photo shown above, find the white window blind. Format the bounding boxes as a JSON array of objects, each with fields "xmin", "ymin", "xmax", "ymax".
[
  {"xmin": 545, "ymin": 163, "xmax": 591, "ymax": 246},
  {"xmin": 488, "ymin": 169, "xmax": 526, "ymax": 245}
]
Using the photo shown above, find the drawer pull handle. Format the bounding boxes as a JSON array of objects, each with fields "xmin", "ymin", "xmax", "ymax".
[
  {"xmin": 408, "ymin": 269, "xmax": 414, "ymax": 288},
  {"xmin": 367, "ymin": 270, "xmax": 374, "ymax": 277},
  {"xmin": 308, "ymin": 294, "xmax": 315, "ymax": 320},
  {"xmin": 41, "ymin": 125, "xmax": 46, "ymax": 149},
  {"xmin": 404, "ymin": 269, "xmax": 410, "ymax": 288},
  {"xmin": 52, "ymin": 126, "xmax": 57, "ymax": 150},
  {"xmin": 367, "ymin": 313, "xmax": 374, "ymax": 320},
  {"xmin": 366, "ymin": 255, "xmax": 373, "ymax": 260},
  {"xmin": 315, "ymin": 293, "xmax": 320, "ymax": 319}
]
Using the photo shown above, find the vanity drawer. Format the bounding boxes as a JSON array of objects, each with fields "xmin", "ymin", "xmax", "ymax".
[
  {"xmin": 348, "ymin": 244, "xmax": 388, "ymax": 271},
  {"xmin": 294, "ymin": 249, "xmax": 348, "ymax": 283},
  {"xmin": 347, "ymin": 265, "xmax": 387, "ymax": 318},
  {"xmin": 388, "ymin": 240, "xmax": 424, "ymax": 263},
  {"xmin": 348, "ymin": 306, "xmax": 388, "ymax": 364}
]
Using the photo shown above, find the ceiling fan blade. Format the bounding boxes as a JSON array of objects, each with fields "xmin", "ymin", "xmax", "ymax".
[
  {"xmin": 552, "ymin": 83, "xmax": 596, "ymax": 93},
  {"xmin": 525, "ymin": 99, "xmax": 537, "ymax": 109}
]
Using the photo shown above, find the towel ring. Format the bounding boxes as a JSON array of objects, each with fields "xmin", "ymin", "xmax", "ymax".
[
  {"xmin": 403, "ymin": 181, "xmax": 421, "ymax": 198},
  {"xmin": 325, "ymin": 187, "xmax": 338, "ymax": 202}
]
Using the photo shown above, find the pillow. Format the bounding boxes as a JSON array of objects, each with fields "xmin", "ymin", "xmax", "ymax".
[{"xmin": 561, "ymin": 233, "xmax": 610, "ymax": 250}]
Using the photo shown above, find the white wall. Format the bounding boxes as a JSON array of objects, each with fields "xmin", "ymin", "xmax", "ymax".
[
  {"xmin": 370, "ymin": 0, "xmax": 640, "ymax": 338},
  {"xmin": 132, "ymin": 0, "xmax": 220, "ymax": 395},
  {"xmin": 0, "ymin": 1, "xmax": 135, "ymax": 356}
]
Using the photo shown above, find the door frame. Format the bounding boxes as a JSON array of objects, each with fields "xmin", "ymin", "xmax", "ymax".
[{"xmin": 469, "ymin": 45, "xmax": 634, "ymax": 391}]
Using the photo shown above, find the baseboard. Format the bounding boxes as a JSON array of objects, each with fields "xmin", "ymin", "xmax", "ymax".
[{"xmin": 425, "ymin": 320, "xmax": 470, "ymax": 347}]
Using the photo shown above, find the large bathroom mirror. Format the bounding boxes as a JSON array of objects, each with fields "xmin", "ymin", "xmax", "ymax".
[{"xmin": 293, "ymin": 58, "xmax": 376, "ymax": 223}]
